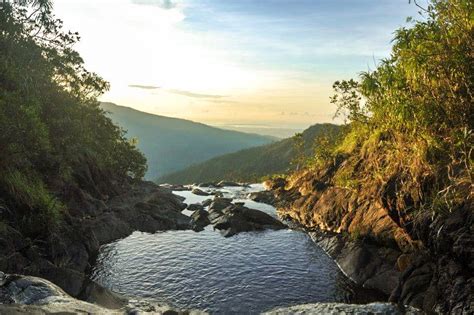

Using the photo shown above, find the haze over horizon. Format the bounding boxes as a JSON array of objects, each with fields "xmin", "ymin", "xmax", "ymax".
[{"xmin": 55, "ymin": 0, "xmax": 419, "ymax": 134}]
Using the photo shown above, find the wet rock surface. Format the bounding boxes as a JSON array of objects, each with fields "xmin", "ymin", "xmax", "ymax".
[
  {"xmin": 209, "ymin": 201, "xmax": 286, "ymax": 237},
  {"xmin": 191, "ymin": 188, "xmax": 210, "ymax": 196},
  {"xmin": 190, "ymin": 209, "xmax": 211, "ymax": 232},
  {"xmin": 263, "ymin": 302, "xmax": 422, "ymax": 315},
  {"xmin": 0, "ymin": 272, "xmax": 206, "ymax": 314},
  {"xmin": 309, "ymin": 232, "xmax": 400, "ymax": 296},
  {"xmin": 248, "ymin": 190, "xmax": 277, "ymax": 206}
]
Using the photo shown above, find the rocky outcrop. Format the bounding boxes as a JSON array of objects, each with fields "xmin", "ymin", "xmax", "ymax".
[
  {"xmin": 187, "ymin": 203, "xmax": 204, "ymax": 212},
  {"xmin": 271, "ymin": 163, "xmax": 474, "ymax": 314},
  {"xmin": 209, "ymin": 201, "xmax": 286, "ymax": 237},
  {"xmin": 190, "ymin": 209, "xmax": 211, "ymax": 232},
  {"xmin": 262, "ymin": 302, "xmax": 421, "ymax": 315},
  {"xmin": 248, "ymin": 190, "xmax": 277, "ymax": 206},
  {"xmin": 0, "ymin": 178, "xmax": 191, "ymax": 298},
  {"xmin": 309, "ymin": 231, "xmax": 401, "ymax": 296},
  {"xmin": 191, "ymin": 188, "xmax": 210, "ymax": 196},
  {"xmin": 0, "ymin": 272, "xmax": 206, "ymax": 314}
]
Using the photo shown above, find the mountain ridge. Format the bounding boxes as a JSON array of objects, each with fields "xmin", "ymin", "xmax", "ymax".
[
  {"xmin": 101, "ymin": 102, "xmax": 276, "ymax": 180},
  {"xmin": 158, "ymin": 123, "xmax": 341, "ymax": 184}
]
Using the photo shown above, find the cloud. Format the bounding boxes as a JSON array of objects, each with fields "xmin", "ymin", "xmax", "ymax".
[
  {"xmin": 207, "ymin": 99, "xmax": 239, "ymax": 104},
  {"xmin": 167, "ymin": 89, "xmax": 227, "ymax": 99},
  {"xmin": 129, "ymin": 84, "xmax": 161, "ymax": 90},
  {"xmin": 131, "ymin": 0, "xmax": 176, "ymax": 9}
]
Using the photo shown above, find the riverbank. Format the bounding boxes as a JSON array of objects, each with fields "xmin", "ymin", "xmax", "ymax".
[
  {"xmin": 1, "ymin": 182, "xmax": 417, "ymax": 314},
  {"xmin": 0, "ymin": 175, "xmax": 190, "ymax": 302},
  {"xmin": 267, "ymin": 167, "xmax": 473, "ymax": 314}
]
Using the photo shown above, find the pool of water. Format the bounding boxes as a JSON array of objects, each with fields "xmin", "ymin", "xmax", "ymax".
[{"xmin": 90, "ymin": 185, "xmax": 374, "ymax": 314}]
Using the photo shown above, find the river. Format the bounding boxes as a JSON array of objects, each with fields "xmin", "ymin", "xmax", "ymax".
[{"xmin": 90, "ymin": 184, "xmax": 380, "ymax": 314}]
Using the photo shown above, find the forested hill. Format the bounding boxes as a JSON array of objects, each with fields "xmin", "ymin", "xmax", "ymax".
[
  {"xmin": 101, "ymin": 102, "xmax": 276, "ymax": 180},
  {"xmin": 158, "ymin": 123, "xmax": 341, "ymax": 184}
]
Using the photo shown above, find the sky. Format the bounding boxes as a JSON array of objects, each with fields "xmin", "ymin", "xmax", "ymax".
[{"xmin": 54, "ymin": 0, "xmax": 419, "ymax": 135}]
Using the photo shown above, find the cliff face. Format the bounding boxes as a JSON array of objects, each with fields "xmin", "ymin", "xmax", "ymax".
[{"xmin": 270, "ymin": 160, "xmax": 473, "ymax": 314}]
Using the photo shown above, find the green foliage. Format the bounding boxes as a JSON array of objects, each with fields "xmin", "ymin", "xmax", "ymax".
[
  {"xmin": 1, "ymin": 169, "xmax": 63, "ymax": 220},
  {"xmin": 291, "ymin": 133, "xmax": 305, "ymax": 170},
  {"xmin": 158, "ymin": 124, "xmax": 341, "ymax": 184},
  {"xmin": 326, "ymin": 0, "xmax": 473, "ymax": 215},
  {"xmin": 0, "ymin": 1, "xmax": 147, "ymax": 233}
]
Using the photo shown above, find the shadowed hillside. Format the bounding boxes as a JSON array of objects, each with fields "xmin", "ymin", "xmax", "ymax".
[
  {"xmin": 158, "ymin": 123, "xmax": 341, "ymax": 184},
  {"xmin": 101, "ymin": 102, "xmax": 276, "ymax": 180}
]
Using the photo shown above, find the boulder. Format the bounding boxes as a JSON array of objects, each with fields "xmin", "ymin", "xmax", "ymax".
[
  {"xmin": 209, "ymin": 198, "xmax": 233, "ymax": 212},
  {"xmin": 248, "ymin": 191, "xmax": 276, "ymax": 205},
  {"xmin": 0, "ymin": 273, "xmax": 207, "ymax": 314},
  {"xmin": 159, "ymin": 184, "xmax": 190, "ymax": 191},
  {"xmin": 211, "ymin": 204, "xmax": 286, "ymax": 237},
  {"xmin": 263, "ymin": 302, "xmax": 422, "ymax": 315},
  {"xmin": 191, "ymin": 188, "xmax": 210, "ymax": 196},
  {"xmin": 187, "ymin": 203, "xmax": 204, "ymax": 211},
  {"xmin": 202, "ymin": 199, "xmax": 213, "ymax": 207},
  {"xmin": 190, "ymin": 209, "xmax": 211, "ymax": 232},
  {"xmin": 197, "ymin": 183, "xmax": 217, "ymax": 188},
  {"xmin": 217, "ymin": 181, "xmax": 241, "ymax": 187}
]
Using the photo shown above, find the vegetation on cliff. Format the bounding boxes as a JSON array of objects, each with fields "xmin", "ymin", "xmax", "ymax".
[
  {"xmin": 304, "ymin": 0, "xmax": 472, "ymax": 221},
  {"xmin": 274, "ymin": 1, "xmax": 473, "ymax": 311},
  {"xmin": 0, "ymin": 1, "xmax": 147, "ymax": 236}
]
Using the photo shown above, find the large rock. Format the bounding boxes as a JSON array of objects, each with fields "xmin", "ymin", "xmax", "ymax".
[
  {"xmin": 187, "ymin": 203, "xmax": 204, "ymax": 212},
  {"xmin": 263, "ymin": 302, "xmax": 422, "ymax": 315},
  {"xmin": 210, "ymin": 204, "xmax": 286, "ymax": 237},
  {"xmin": 191, "ymin": 188, "xmax": 210, "ymax": 196},
  {"xmin": 0, "ymin": 273, "xmax": 207, "ymax": 314},
  {"xmin": 272, "ymin": 161, "xmax": 474, "ymax": 314},
  {"xmin": 217, "ymin": 181, "xmax": 242, "ymax": 187},
  {"xmin": 248, "ymin": 191, "xmax": 276, "ymax": 205},
  {"xmin": 209, "ymin": 198, "xmax": 233, "ymax": 212},
  {"xmin": 309, "ymin": 231, "xmax": 400, "ymax": 296},
  {"xmin": 190, "ymin": 209, "xmax": 211, "ymax": 232}
]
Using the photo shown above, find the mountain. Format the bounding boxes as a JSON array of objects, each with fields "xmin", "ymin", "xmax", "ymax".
[
  {"xmin": 158, "ymin": 123, "xmax": 341, "ymax": 184},
  {"xmin": 101, "ymin": 102, "xmax": 276, "ymax": 180}
]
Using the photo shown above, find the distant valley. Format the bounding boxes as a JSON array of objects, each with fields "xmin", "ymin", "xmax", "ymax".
[
  {"xmin": 158, "ymin": 123, "xmax": 341, "ymax": 184},
  {"xmin": 101, "ymin": 102, "xmax": 275, "ymax": 180}
]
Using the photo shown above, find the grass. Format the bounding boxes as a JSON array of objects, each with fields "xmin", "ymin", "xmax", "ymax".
[{"xmin": 2, "ymin": 169, "xmax": 63, "ymax": 224}]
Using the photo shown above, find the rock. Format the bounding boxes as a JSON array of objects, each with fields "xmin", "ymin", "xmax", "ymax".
[
  {"xmin": 263, "ymin": 302, "xmax": 422, "ymax": 315},
  {"xmin": 217, "ymin": 181, "xmax": 241, "ymax": 187},
  {"xmin": 192, "ymin": 188, "xmax": 210, "ymax": 196},
  {"xmin": 209, "ymin": 198, "xmax": 233, "ymax": 212},
  {"xmin": 159, "ymin": 184, "xmax": 190, "ymax": 191},
  {"xmin": 264, "ymin": 177, "xmax": 286, "ymax": 191},
  {"xmin": 187, "ymin": 203, "xmax": 204, "ymax": 211},
  {"xmin": 211, "ymin": 204, "xmax": 286, "ymax": 237},
  {"xmin": 308, "ymin": 231, "xmax": 401, "ymax": 296},
  {"xmin": 248, "ymin": 191, "xmax": 276, "ymax": 205},
  {"xmin": 190, "ymin": 209, "xmax": 211, "ymax": 232},
  {"xmin": 202, "ymin": 199, "xmax": 213, "ymax": 207},
  {"xmin": 198, "ymin": 183, "xmax": 217, "ymax": 188},
  {"xmin": 0, "ymin": 179, "xmax": 193, "ymax": 299},
  {"xmin": 212, "ymin": 191, "xmax": 224, "ymax": 198},
  {"xmin": 397, "ymin": 254, "xmax": 412, "ymax": 272},
  {"xmin": 0, "ymin": 273, "xmax": 207, "ymax": 314}
]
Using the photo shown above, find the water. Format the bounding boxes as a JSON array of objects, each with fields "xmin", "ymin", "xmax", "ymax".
[{"xmin": 90, "ymin": 185, "xmax": 374, "ymax": 314}]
